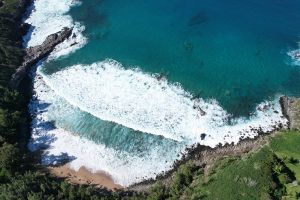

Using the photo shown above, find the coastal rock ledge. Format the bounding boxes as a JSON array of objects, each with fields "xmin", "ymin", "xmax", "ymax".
[
  {"xmin": 10, "ymin": 27, "xmax": 73, "ymax": 88},
  {"xmin": 280, "ymin": 96, "xmax": 300, "ymax": 130}
]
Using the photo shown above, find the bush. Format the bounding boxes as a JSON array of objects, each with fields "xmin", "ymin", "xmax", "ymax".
[
  {"xmin": 147, "ymin": 181, "xmax": 168, "ymax": 200},
  {"xmin": 288, "ymin": 157, "xmax": 299, "ymax": 165}
]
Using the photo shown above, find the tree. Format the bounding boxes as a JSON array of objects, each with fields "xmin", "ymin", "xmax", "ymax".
[{"xmin": 0, "ymin": 143, "xmax": 20, "ymax": 173}]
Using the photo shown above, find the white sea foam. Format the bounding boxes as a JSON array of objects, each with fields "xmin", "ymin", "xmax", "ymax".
[
  {"xmin": 29, "ymin": 60, "xmax": 288, "ymax": 186},
  {"xmin": 29, "ymin": 72, "xmax": 181, "ymax": 186},
  {"xmin": 25, "ymin": 0, "xmax": 289, "ymax": 187},
  {"xmin": 288, "ymin": 48, "xmax": 300, "ymax": 66},
  {"xmin": 23, "ymin": 0, "xmax": 87, "ymax": 58},
  {"xmin": 40, "ymin": 59, "xmax": 288, "ymax": 146}
]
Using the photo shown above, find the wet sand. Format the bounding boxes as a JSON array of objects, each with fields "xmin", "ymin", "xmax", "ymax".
[{"xmin": 48, "ymin": 165, "xmax": 123, "ymax": 190}]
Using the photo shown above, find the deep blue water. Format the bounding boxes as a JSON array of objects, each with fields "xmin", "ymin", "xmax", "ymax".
[
  {"xmin": 38, "ymin": 0, "xmax": 300, "ymax": 169},
  {"xmin": 45, "ymin": 0, "xmax": 300, "ymax": 116}
]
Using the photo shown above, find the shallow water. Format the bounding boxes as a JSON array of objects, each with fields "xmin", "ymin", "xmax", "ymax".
[{"xmin": 26, "ymin": 0, "xmax": 300, "ymax": 186}]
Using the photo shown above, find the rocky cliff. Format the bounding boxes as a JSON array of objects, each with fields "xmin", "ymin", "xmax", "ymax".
[
  {"xmin": 10, "ymin": 27, "xmax": 73, "ymax": 88},
  {"xmin": 280, "ymin": 96, "xmax": 300, "ymax": 130}
]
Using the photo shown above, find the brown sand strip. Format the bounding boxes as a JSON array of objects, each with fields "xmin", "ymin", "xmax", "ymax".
[{"xmin": 48, "ymin": 165, "xmax": 123, "ymax": 190}]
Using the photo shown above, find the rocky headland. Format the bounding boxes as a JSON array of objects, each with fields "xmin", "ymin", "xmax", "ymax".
[
  {"xmin": 10, "ymin": 27, "xmax": 73, "ymax": 88},
  {"xmin": 280, "ymin": 96, "xmax": 300, "ymax": 130}
]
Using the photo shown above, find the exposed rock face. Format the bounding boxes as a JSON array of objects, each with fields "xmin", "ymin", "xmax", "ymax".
[
  {"xmin": 10, "ymin": 27, "xmax": 73, "ymax": 88},
  {"xmin": 280, "ymin": 96, "xmax": 290, "ymax": 121},
  {"xmin": 280, "ymin": 96, "xmax": 300, "ymax": 130}
]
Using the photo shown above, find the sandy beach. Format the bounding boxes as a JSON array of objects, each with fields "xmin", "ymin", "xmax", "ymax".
[{"xmin": 48, "ymin": 165, "xmax": 123, "ymax": 190}]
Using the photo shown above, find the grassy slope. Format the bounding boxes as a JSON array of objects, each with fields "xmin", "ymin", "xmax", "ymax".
[
  {"xmin": 179, "ymin": 148, "xmax": 281, "ymax": 200},
  {"xmin": 196, "ymin": 148, "xmax": 275, "ymax": 200},
  {"xmin": 271, "ymin": 131, "xmax": 300, "ymax": 199},
  {"xmin": 144, "ymin": 131, "xmax": 300, "ymax": 200},
  {"xmin": 183, "ymin": 131, "xmax": 300, "ymax": 200}
]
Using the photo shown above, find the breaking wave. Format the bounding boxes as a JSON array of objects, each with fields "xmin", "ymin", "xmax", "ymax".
[
  {"xmin": 29, "ymin": 72, "xmax": 183, "ymax": 186},
  {"xmin": 40, "ymin": 59, "xmax": 288, "ymax": 146},
  {"xmin": 25, "ymin": 0, "xmax": 289, "ymax": 187},
  {"xmin": 23, "ymin": 0, "xmax": 86, "ymax": 59},
  {"xmin": 288, "ymin": 48, "xmax": 300, "ymax": 66}
]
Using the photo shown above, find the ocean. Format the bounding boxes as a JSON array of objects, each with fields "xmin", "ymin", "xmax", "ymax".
[{"xmin": 25, "ymin": 0, "xmax": 300, "ymax": 186}]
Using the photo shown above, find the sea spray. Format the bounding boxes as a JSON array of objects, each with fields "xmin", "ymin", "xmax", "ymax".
[
  {"xmin": 23, "ymin": 0, "xmax": 86, "ymax": 58},
  {"xmin": 288, "ymin": 47, "xmax": 300, "ymax": 66},
  {"xmin": 40, "ymin": 60, "xmax": 288, "ymax": 146},
  {"xmin": 29, "ymin": 60, "xmax": 288, "ymax": 186},
  {"xmin": 25, "ymin": 0, "xmax": 290, "ymax": 187},
  {"xmin": 29, "ymin": 73, "xmax": 183, "ymax": 186}
]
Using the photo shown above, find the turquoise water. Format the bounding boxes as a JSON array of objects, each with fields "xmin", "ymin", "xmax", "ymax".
[
  {"xmin": 32, "ymin": 0, "xmax": 300, "ymax": 184},
  {"xmin": 46, "ymin": 0, "xmax": 300, "ymax": 116},
  {"xmin": 44, "ymin": 0, "xmax": 300, "ymax": 149}
]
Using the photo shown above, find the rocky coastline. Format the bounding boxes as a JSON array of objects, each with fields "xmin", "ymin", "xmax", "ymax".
[
  {"xmin": 10, "ymin": 27, "xmax": 73, "ymax": 88},
  {"xmin": 10, "ymin": 0, "xmax": 300, "ymax": 192},
  {"xmin": 280, "ymin": 96, "xmax": 300, "ymax": 130},
  {"xmin": 129, "ymin": 96, "xmax": 300, "ymax": 191}
]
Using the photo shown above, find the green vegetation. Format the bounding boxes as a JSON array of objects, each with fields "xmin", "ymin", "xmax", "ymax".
[
  {"xmin": 0, "ymin": 1, "xmax": 134, "ymax": 199},
  {"xmin": 142, "ymin": 131, "xmax": 300, "ymax": 200},
  {"xmin": 0, "ymin": 0, "xmax": 24, "ymax": 86},
  {"xmin": 186, "ymin": 148, "xmax": 284, "ymax": 200},
  {"xmin": 270, "ymin": 131, "xmax": 300, "ymax": 199},
  {"xmin": 144, "ymin": 150, "xmax": 283, "ymax": 200},
  {"xmin": 1, "ymin": 1, "xmax": 300, "ymax": 199},
  {"xmin": 0, "ymin": 0, "xmax": 26, "ymax": 179}
]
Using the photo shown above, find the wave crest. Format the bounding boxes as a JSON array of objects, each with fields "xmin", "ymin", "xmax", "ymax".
[{"xmin": 40, "ymin": 59, "xmax": 288, "ymax": 145}]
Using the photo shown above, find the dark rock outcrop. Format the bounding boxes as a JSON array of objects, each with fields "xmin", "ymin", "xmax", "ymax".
[
  {"xmin": 0, "ymin": 1, "xmax": 4, "ymax": 8},
  {"xmin": 280, "ymin": 96, "xmax": 300, "ymax": 130},
  {"xmin": 19, "ymin": 22, "xmax": 31, "ymax": 36},
  {"xmin": 280, "ymin": 96, "xmax": 290, "ymax": 121},
  {"xmin": 10, "ymin": 27, "xmax": 73, "ymax": 88}
]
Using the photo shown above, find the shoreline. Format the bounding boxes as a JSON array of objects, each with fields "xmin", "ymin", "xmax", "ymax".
[
  {"xmin": 2, "ymin": 0, "xmax": 300, "ymax": 199},
  {"xmin": 48, "ymin": 165, "xmax": 123, "ymax": 190},
  {"xmin": 17, "ymin": 0, "xmax": 127, "ymax": 190},
  {"xmin": 17, "ymin": 0, "xmax": 298, "ymax": 191},
  {"xmin": 36, "ymin": 115, "xmax": 290, "ymax": 192},
  {"xmin": 129, "ymin": 130, "xmax": 278, "ymax": 191},
  {"xmin": 129, "ymin": 96, "xmax": 300, "ymax": 191}
]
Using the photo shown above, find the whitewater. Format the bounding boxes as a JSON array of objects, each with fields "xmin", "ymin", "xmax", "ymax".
[
  {"xmin": 41, "ymin": 60, "xmax": 287, "ymax": 145},
  {"xmin": 26, "ymin": 0, "xmax": 290, "ymax": 186},
  {"xmin": 288, "ymin": 42, "xmax": 300, "ymax": 66}
]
